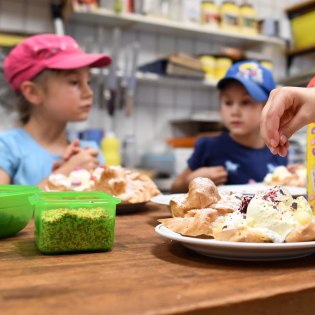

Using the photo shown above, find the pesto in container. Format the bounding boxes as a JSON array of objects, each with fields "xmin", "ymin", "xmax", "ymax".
[{"xmin": 30, "ymin": 191, "xmax": 120, "ymax": 254}]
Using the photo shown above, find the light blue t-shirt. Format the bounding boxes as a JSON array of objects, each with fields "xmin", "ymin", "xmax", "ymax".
[{"xmin": 0, "ymin": 128, "xmax": 104, "ymax": 185}]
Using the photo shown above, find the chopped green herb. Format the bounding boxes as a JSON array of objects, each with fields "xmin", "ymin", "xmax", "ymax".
[{"xmin": 36, "ymin": 207, "xmax": 115, "ymax": 254}]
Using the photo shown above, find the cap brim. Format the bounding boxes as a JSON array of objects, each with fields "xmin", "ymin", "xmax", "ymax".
[
  {"xmin": 46, "ymin": 53, "xmax": 112, "ymax": 70},
  {"xmin": 217, "ymin": 76, "xmax": 268, "ymax": 103}
]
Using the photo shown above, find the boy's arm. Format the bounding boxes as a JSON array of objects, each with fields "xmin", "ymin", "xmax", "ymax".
[
  {"xmin": 171, "ymin": 166, "xmax": 228, "ymax": 193},
  {"xmin": 171, "ymin": 168, "xmax": 192, "ymax": 193},
  {"xmin": 0, "ymin": 168, "xmax": 11, "ymax": 184}
]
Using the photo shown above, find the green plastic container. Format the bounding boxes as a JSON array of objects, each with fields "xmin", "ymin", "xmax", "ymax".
[
  {"xmin": 0, "ymin": 185, "xmax": 40, "ymax": 238},
  {"xmin": 30, "ymin": 191, "xmax": 121, "ymax": 254}
]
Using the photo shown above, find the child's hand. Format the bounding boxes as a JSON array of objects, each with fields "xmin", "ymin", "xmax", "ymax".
[
  {"xmin": 53, "ymin": 147, "xmax": 99, "ymax": 175},
  {"xmin": 190, "ymin": 166, "xmax": 228, "ymax": 186},
  {"xmin": 62, "ymin": 139, "xmax": 81, "ymax": 161},
  {"xmin": 50, "ymin": 139, "xmax": 83, "ymax": 172}
]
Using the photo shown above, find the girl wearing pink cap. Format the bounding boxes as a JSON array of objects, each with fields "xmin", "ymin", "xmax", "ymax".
[{"xmin": 0, "ymin": 33, "xmax": 111, "ymax": 188}]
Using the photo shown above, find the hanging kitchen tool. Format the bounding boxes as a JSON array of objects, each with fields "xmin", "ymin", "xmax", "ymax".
[
  {"xmin": 118, "ymin": 48, "xmax": 130, "ymax": 110},
  {"xmin": 96, "ymin": 25, "xmax": 107, "ymax": 109},
  {"xmin": 0, "ymin": 49, "xmax": 16, "ymax": 111},
  {"xmin": 105, "ymin": 28, "xmax": 121, "ymax": 116},
  {"xmin": 125, "ymin": 42, "xmax": 139, "ymax": 117},
  {"xmin": 50, "ymin": 0, "xmax": 65, "ymax": 35}
]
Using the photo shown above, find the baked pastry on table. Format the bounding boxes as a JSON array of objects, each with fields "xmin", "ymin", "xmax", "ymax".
[
  {"xmin": 263, "ymin": 165, "xmax": 306, "ymax": 187},
  {"xmin": 160, "ymin": 177, "xmax": 315, "ymax": 243},
  {"xmin": 46, "ymin": 166, "xmax": 160, "ymax": 204}
]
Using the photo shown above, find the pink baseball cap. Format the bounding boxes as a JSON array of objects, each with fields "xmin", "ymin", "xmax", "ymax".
[{"xmin": 4, "ymin": 33, "xmax": 112, "ymax": 92}]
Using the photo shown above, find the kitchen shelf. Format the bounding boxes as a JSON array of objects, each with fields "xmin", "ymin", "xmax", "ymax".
[
  {"xmin": 68, "ymin": 8, "xmax": 285, "ymax": 50},
  {"xmin": 136, "ymin": 72, "xmax": 216, "ymax": 88},
  {"xmin": 92, "ymin": 68, "xmax": 217, "ymax": 89},
  {"xmin": 279, "ymin": 69, "xmax": 315, "ymax": 87}
]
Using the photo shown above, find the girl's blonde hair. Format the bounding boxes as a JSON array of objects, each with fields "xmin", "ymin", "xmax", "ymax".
[{"xmin": 15, "ymin": 69, "xmax": 63, "ymax": 125}]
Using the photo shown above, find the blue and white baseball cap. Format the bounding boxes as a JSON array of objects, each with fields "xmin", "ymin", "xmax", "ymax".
[{"xmin": 217, "ymin": 60, "xmax": 276, "ymax": 102}]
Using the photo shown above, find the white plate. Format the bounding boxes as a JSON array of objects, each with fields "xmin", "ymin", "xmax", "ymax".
[
  {"xmin": 150, "ymin": 193, "xmax": 184, "ymax": 206},
  {"xmin": 218, "ymin": 184, "xmax": 306, "ymax": 197},
  {"xmin": 155, "ymin": 224, "xmax": 315, "ymax": 261},
  {"xmin": 150, "ymin": 184, "xmax": 307, "ymax": 206}
]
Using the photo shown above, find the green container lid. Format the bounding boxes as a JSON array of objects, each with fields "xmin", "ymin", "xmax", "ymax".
[{"xmin": 0, "ymin": 184, "xmax": 41, "ymax": 238}]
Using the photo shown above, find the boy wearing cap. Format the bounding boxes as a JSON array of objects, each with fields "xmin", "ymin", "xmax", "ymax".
[
  {"xmin": 171, "ymin": 60, "xmax": 288, "ymax": 193},
  {"xmin": 0, "ymin": 33, "xmax": 111, "ymax": 187}
]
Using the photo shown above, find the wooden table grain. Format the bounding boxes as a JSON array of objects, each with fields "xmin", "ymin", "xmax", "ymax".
[{"xmin": 1, "ymin": 203, "xmax": 315, "ymax": 315}]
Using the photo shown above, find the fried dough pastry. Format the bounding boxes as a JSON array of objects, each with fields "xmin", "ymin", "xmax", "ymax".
[
  {"xmin": 170, "ymin": 177, "xmax": 220, "ymax": 217},
  {"xmin": 47, "ymin": 166, "xmax": 160, "ymax": 204},
  {"xmin": 159, "ymin": 208, "xmax": 218, "ymax": 237},
  {"xmin": 212, "ymin": 227, "xmax": 272, "ymax": 243},
  {"xmin": 95, "ymin": 166, "xmax": 160, "ymax": 203},
  {"xmin": 264, "ymin": 165, "xmax": 306, "ymax": 187},
  {"xmin": 211, "ymin": 191, "xmax": 243, "ymax": 215},
  {"xmin": 286, "ymin": 220, "xmax": 315, "ymax": 242}
]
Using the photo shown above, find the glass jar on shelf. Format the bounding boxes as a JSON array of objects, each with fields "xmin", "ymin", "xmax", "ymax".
[
  {"xmin": 239, "ymin": 1, "xmax": 258, "ymax": 35},
  {"xmin": 200, "ymin": 0, "xmax": 220, "ymax": 29},
  {"xmin": 219, "ymin": 0, "xmax": 240, "ymax": 32}
]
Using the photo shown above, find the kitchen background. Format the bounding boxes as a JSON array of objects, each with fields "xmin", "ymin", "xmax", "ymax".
[{"xmin": 0, "ymin": 0, "xmax": 313, "ymax": 190}]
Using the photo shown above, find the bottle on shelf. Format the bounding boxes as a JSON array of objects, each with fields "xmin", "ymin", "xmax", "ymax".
[
  {"xmin": 219, "ymin": 0, "xmax": 239, "ymax": 32},
  {"xmin": 122, "ymin": 134, "xmax": 138, "ymax": 168},
  {"xmin": 200, "ymin": 0, "xmax": 220, "ymax": 29},
  {"xmin": 101, "ymin": 131, "xmax": 121, "ymax": 166},
  {"xmin": 239, "ymin": 1, "xmax": 258, "ymax": 35}
]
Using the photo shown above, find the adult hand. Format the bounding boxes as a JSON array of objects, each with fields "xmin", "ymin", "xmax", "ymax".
[{"xmin": 261, "ymin": 87, "xmax": 315, "ymax": 156}]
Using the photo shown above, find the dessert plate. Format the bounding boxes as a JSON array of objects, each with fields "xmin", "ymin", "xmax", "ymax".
[
  {"xmin": 150, "ymin": 184, "xmax": 306, "ymax": 206},
  {"xmin": 150, "ymin": 193, "xmax": 184, "ymax": 206},
  {"xmin": 155, "ymin": 224, "xmax": 315, "ymax": 261},
  {"xmin": 218, "ymin": 184, "xmax": 306, "ymax": 197}
]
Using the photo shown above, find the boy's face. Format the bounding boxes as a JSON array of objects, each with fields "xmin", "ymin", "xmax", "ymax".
[
  {"xmin": 220, "ymin": 81, "xmax": 264, "ymax": 137},
  {"xmin": 38, "ymin": 67, "xmax": 93, "ymax": 122}
]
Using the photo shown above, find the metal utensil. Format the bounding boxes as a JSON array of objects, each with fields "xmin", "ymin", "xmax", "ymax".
[
  {"xmin": 125, "ymin": 42, "xmax": 140, "ymax": 117},
  {"xmin": 96, "ymin": 26, "xmax": 107, "ymax": 109},
  {"xmin": 106, "ymin": 28, "xmax": 121, "ymax": 116},
  {"xmin": 50, "ymin": 0, "xmax": 65, "ymax": 35},
  {"xmin": 118, "ymin": 48, "xmax": 130, "ymax": 110}
]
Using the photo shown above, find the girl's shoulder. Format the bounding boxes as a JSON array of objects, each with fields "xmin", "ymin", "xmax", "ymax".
[{"xmin": 0, "ymin": 128, "xmax": 28, "ymax": 142}]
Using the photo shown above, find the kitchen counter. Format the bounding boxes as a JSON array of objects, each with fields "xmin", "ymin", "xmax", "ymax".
[{"xmin": 1, "ymin": 202, "xmax": 315, "ymax": 315}]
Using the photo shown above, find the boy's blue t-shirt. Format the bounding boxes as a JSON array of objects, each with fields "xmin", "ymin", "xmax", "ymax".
[
  {"xmin": 188, "ymin": 132, "xmax": 288, "ymax": 185},
  {"xmin": 0, "ymin": 128, "xmax": 104, "ymax": 185}
]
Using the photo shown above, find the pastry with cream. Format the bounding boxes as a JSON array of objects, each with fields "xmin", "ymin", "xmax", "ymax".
[
  {"xmin": 160, "ymin": 178, "xmax": 315, "ymax": 243},
  {"xmin": 46, "ymin": 168, "xmax": 95, "ymax": 192},
  {"xmin": 46, "ymin": 166, "xmax": 160, "ymax": 204},
  {"xmin": 263, "ymin": 165, "xmax": 306, "ymax": 187}
]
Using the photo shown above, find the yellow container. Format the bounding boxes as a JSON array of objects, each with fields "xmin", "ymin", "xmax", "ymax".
[
  {"xmin": 307, "ymin": 77, "xmax": 315, "ymax": 212},
  {"xmin": 291, "ymin": 10, "xmax": 315, "ymax": 50},
  {"xmin": 260, "ymin": 60, "xmax": 273, "ymax": 71},
  {"xmin": 215, "ymin": 57, "xmax": 232, "ymax": 80},
  {"xmin": 101, "ymin": 132, "xmax": 121, "ymax": 166},
  {"xmin": 200, "ymin": 0, "xmax": 220, "ymax": 28},
  {"xmin": 199, "ymin": 55, "xmax": 216, "ymax": 81},
  {"xmin": 306, "ymin": 123, "xmax": 315, "ymax": 212},
  {"xmin": 219, "ymin": 0, "xmax": 239, "ymax": 32},
  {"xmin": 239, "ymin": 2, "xmax": 258, "ymax": 35}
]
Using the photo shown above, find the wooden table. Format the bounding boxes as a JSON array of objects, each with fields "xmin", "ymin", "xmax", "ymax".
[{"xmin": 2, "ymin": 203, "xmax": 315, "ymax": 315}]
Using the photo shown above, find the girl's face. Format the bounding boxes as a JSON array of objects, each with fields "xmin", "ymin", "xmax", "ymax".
[
  {"xmin": 39, "ymin": 67, "xmax": 93, "ymax": 122},
  {"xmin": 220, "ymin": 81, "xmax": 264, "ymax": 138}
]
